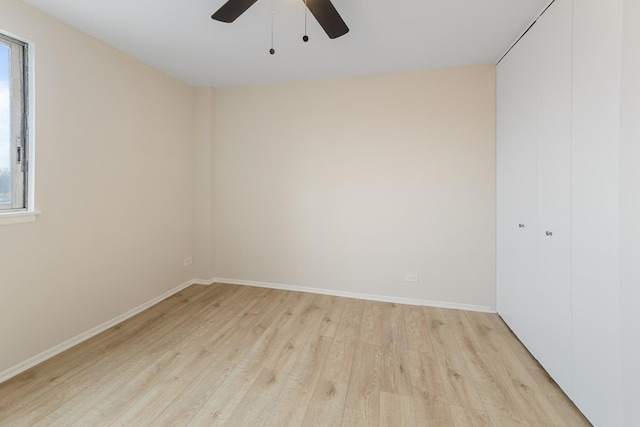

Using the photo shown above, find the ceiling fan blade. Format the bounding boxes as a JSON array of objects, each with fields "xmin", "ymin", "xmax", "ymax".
[
  {"xmin": 304, "ymin": 0, "xmax": 349, "ymax": 39},
  {"xmin": 212, "ymin": 0, "xmax": 259, "ymax": 23}
]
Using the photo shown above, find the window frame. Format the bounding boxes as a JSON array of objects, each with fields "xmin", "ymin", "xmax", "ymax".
[
  {"xmin": 0, "ymin": 30, "xmax": 31, "ymax": 216},
  {"xmin": 0, "ymin": 29, "xmax": 40, "ymax": 226}
]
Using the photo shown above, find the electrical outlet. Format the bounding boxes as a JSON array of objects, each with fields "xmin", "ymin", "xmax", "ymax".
[
  {"xmin": 183, "ymin": 257, "xmax": 193, "ymax": 266},
  {"xmin": 404, "ymin": 273, "xmax": 419, "ymax": 283}
]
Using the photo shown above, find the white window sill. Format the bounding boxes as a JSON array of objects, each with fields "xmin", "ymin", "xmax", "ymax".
[{"xmin": 0, "ymin": 210, "xmax": 41, "ymax": 226}]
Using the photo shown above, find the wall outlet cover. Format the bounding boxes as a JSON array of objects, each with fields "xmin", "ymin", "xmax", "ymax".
[{"xmin": 405, "ymin": 273, "xmax": 419, "ymax": 283}]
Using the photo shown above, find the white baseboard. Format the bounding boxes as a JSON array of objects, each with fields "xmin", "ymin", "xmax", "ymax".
[
  {"xmin": 0, "ymin": 279, "xmax": 196, "ymax": 384},
  {"xmin": 211, "ymin": 277, "xmax": 496, "ymax": 313},
  {"xmin": 192, "ymin": 278, "xmax": 216, "ymax": 286}
]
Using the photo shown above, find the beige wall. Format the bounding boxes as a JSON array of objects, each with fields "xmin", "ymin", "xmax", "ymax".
[
  {"xmin": 193, "ymin": 87, "xmax": 216, "ymax": 280},
  {"xmin": 214, "ymin": 66, "xmax": 496, "ymax": 308},
  {"xmin": 0, "ymin": 0, "xmax": 195, "ymax": 373}
]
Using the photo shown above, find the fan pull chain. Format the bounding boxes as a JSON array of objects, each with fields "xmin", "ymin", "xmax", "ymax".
[
  {"xmin": 270, "ymin": 0, "xmax": 275, "ymax": 54},
  {"xmin": 303, "ymin": 0, "xmax": 309, "ymax": 42}
]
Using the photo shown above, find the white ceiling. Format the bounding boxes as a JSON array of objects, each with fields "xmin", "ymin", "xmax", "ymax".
[{"xmin": 21, "ymin": 0, "xmax": 550, "ymax": 87}]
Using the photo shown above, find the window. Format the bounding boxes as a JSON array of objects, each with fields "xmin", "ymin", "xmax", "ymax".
[{"xmin": 0, "ymin": 32, "xmax": 28, "ymax": 212}]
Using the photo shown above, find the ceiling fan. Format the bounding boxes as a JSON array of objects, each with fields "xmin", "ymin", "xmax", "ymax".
[{"xmin": 211, "ymin": 0, "xmax": 349, "ymax": 40}]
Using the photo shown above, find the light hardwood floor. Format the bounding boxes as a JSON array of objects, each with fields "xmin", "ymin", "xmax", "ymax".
[{"xmin": 0, "ymin": 284, "xmax": 591, "ymax": 426}]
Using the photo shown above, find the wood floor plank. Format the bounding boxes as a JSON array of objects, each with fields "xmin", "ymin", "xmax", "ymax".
[
  {"xmin": 341, "ymin": 342, "xmax": 383, "ymax": 427},
  {"xmin": 223, "ymin": 368, "xmax": 289, "ymax": 427},
  {"xmin": 403, "ymin": 304, "xmax": 434, "ymax": 353},
  {"xmin": 263, "ymin": 334, "xmax": 332, "ymax": 426},
  {"xmin": 317, "ymin": 296, "xmax": 347, "ymax": 338},
  {"xmin": 413, "ymin": 399, "xmax": 456, "ymax": 427},
  {"xmin": 264, "ymin": 294, "xmax": 327, "ymax": 373},
  {"xmin": 485, "ymin": 315, "xmax": 588, "ymax": 425},
  {"xmin": 0, "ymin": 284, "xmax": 591, "ymax": 427},
  {"xmin": 321, "ymin": 338, "xmax": 358, "ymax": 386},
  {"xmin": 380, "ymin": 302, "xmax": 408, "ymax": 349},
  {"xmin": 423, "ymin": 307, "xmax": 487, "ymax": 412},
  {"xmin": 184, "ymin": 329, "xmax": 288, "ymax": 425},
  {"xmin": 302, "ymin": 379, "xmax": 349, "ymax": 427},
  {"xmin": 334, "ymin": 298, "xmax": 365, "ymax": 342},
  {"xmin": 360, "ymin": 300, "xmax": 386, "ymax": 346},
  {"xmin": 270, "ymin": 291, "xmax": 314, "ymax": 331},
  {"xmin": 464, "ymin": 311, "xmax": 577, "ymax": 426},
  {"xmin": 407, "ymin": 349, "xmax": 448, "ymax": 407},
  {"xmin": 443, "ymin": 308, "xmax": 531, "ymax": 424},
  {"xmin": 450, "ymin": 405, "xmax": 494, "ymax": 427},
  {"xmin": 379, "ymin": 391, "xmax": 416, "ymax": 427},
  {"xmin": 380, "ymin": 345, "xmax": 413, "ymax": 397},
  {"xmin": 524, "ymin": 367, "xmax": 591, "ymax": 427},
  {"xmin": 485, "ymin": 313, "xmax": 544, "ymax": 371}
]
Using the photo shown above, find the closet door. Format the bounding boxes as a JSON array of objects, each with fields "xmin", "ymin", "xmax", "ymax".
[
  {"xmin": 496, "ymin": 28, "xmax": 537, "ymax": 341},
  {"xmin": 497, "ymin": 0, "xmax": 573, "ymax": 394},
  {"xmin": 533, "ymin": 0, "xmax": 573, "ymax": 394}
]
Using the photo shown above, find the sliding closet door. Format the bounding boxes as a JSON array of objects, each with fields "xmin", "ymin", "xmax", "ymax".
[
  {"xmin": 532, "ymin": 0, "xmax": 573, "ymax": 393},
  {"xmin": 496, "ymin": 28, "xmax": 537, "ymax": 340}
]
